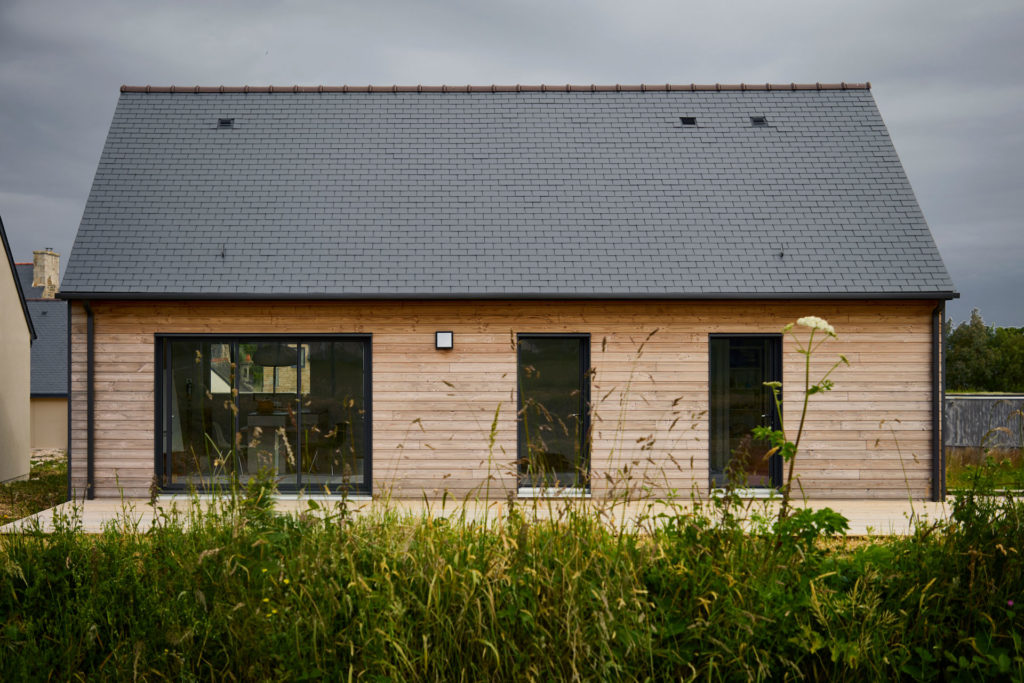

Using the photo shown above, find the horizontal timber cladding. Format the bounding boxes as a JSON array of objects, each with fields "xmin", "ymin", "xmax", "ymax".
[{"xmin": 69, "ymin": 300, "xmax": 937, "ymax": 500}]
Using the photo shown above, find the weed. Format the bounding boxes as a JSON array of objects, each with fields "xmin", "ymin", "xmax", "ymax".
[{"xmin": 753, "ymin": 316, "xmax": 848, "ymax": 521}]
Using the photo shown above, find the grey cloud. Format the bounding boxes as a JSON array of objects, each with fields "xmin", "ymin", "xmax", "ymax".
[{"xmin": 1, "ymin": 0, "xmax": 1021, "ymax": 323}]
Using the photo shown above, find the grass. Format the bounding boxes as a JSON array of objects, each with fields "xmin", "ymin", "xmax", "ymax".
[
  {"xmin": 0, "ymin": 479, "xmax": 1021, "ymax": 680},
  {"xmin": 947, "ymin": 447, "xmax": 1024, "ymax": 490},
  {"xmin": 0, "ymin": 453, "xmax": 66, "ymax": 526}
]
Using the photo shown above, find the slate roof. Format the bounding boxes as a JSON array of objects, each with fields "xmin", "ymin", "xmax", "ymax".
[
  {"xmin": 61, "ymin": 83, "xmax": 955, "ymax": 299},
  {"xmin": 26, "ymin": 300, "xmax": 67, "ymax": 396},
  {"xmin": 15, "ymin": 264, "xmax": 68, "ymax": 396},
  {"xmin": 16, "ymin": 262, "xmax": 44, "ymax": 298}
]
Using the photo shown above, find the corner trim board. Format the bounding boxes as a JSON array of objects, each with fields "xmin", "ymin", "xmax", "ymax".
[
  {"xmin": 65, "ymin": 301, "xmax": 72, "ymax": 502},
  {"xmin": 931, "ymin": 301, "xmax": 944, "ymax": 501}
]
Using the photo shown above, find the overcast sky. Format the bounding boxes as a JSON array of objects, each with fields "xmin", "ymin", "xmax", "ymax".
[{"xmin": 1, "ymin": 0, "xmax": 1021, "ymax": 325}]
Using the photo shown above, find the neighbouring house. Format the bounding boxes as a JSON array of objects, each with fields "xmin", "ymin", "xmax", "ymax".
[
  {"xmin": 0, "ymin": 217, "xmax": 36, "ymax": 483},
  {"xmin": 16, "ymin": 250, "xmax": 69, "ymax": 451},
  {"xmin": 59, "ymin": 82, "xmax": 957, "ymax": 502}
]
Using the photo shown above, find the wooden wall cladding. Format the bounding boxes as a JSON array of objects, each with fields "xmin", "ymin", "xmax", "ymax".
[{"xmin": 70, "ymin": 300, "xmax": 937, "ymax": 500}]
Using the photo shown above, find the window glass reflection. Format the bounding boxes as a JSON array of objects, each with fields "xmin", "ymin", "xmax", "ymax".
[
  {"xmin": 518, "ymin": 337, "xmax": 589, "ymax": 489},
  {"xmin": 165, "ymin": 337, "xmax": 368, "ymax": 493},
  {"xmin": 167, "ymin": 341, "xmax": 236, "ymax": 484}
]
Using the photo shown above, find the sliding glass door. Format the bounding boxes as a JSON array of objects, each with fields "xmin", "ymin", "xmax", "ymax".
[
  {"xmin": 709, "ymin": 335, "xmax": 782, "ymax": 489},
  {"xmin": 159, "ymin": 336, "xmax": 370, "ymax": 494}
]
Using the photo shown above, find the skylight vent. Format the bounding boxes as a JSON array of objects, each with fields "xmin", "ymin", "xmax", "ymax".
[
  {"xmin": 217, "ymin": 118, "xmax": 235, "ymax": 129},
  {"xmin": 680, "ymin": 116, "xmax": 697, "ymax": 126},
  {"xmin": 750, "ymin": 116, "xmax": 768, "ymax": 127}
]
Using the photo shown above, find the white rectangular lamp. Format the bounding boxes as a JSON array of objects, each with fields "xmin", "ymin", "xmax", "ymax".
[{"xmin": 435, "ymin": 331, "xmax": 453, "ymax": 350}]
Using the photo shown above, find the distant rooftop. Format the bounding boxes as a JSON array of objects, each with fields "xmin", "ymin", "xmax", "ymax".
[
  {"xmin": 16, "ymin": 264, "xmax": 67, "ymax": 396},
  {"xmin": 25, "ymin": 301, "xmax": 67, "ymax": 396},
  {"xmin": 16, "ymin": 263, "xmax": 44, "ymax": 299}
]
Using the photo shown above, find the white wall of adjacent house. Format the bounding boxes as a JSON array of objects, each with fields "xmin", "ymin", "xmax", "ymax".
[
  {"xmin": 0, "ymin": 258, "xmax": 31, "ymax": 483},
  {"xmin": 30, "ymin": 397, "xmax": 68, "ymax": 450}
]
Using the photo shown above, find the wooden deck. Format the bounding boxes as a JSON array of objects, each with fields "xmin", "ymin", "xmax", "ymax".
[{"xmin": 1, "ymin": 496, "xmax": 953, "ymax": 536}]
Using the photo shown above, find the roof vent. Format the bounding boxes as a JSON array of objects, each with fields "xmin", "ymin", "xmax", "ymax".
[
  {"xmin": 217, "ymin": 118, "xmax": 235, "ymax": 129},
  {"xmin": 750, "ymin": 116, "xmax": 768, "ymax": 127},
  {"xmin": 680, "ymin": 116, "xmax": 697, "ymax": 126}
]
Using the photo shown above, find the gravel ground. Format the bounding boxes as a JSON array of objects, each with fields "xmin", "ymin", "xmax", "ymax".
[{"xmin": 31, "ymin": 448, "xmax": 66, "ymax": 464}]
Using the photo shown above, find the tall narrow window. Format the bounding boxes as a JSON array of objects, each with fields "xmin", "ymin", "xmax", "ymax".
[
  {"xmin": 709, "ymin": 335, "xmax": 782, "ymax": 489},
  {"xmin": 517, "ymin": 334, "xmax": 590, "ymax": 491},
  {"xmin": 161, "ymin": 336, "xmax": 370, "ymax": 494}
]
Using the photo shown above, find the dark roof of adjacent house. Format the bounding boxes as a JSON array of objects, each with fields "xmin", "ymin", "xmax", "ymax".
[
  {"xmin": 1, "ymin": 217, "xmax": 36, "ymax": 339},
  {"xmin": 16, "ymin": 262, "xmax": 44, "ymax": 298},
  {"xmin": 16, "ymin": 264, "xmax": 67, "ymax": 396},
  {"xmin": 60, "ymin": 82, "xmax": 956, "ymax": 300}
]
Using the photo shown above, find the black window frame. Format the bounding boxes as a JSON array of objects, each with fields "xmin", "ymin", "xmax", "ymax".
[
  {"xmin": 154, "ymin": 333, "xmax": 372, "ymax": 495},
  {"xmin": 707, "ymin": 333, "xmax": 783, "ymax": 489},
  {"xmin": 516, "ymin": 333, "xmax": 592, "ymax": 492}
]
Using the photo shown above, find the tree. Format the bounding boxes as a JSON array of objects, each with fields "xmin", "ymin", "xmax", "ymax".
[
  {"xmin": 992, "ymin": 326, "xmax": 1024, "ymax": 391},
  {"xmin": 946, "ymin": 310, "xmax": 1024, "ymax": 392}
]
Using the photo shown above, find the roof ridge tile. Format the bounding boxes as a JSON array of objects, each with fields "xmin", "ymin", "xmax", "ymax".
[{"xmin": 120, "ymin": 82, "xmax": 871, "ymax": 94}]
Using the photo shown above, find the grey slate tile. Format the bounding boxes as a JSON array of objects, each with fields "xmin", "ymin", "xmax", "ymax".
[
  {"xmin": 26, "ymin": 299, "xmax": 68, "ymax": 396},
  {"xmin": 61, "ymin": 88, "xmax": 954, "ymax": 298}
]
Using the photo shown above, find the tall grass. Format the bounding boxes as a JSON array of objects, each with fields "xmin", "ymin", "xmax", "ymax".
[
  {"xmin": 947, "ymin": 446, "xmax": 1024, "ymax": 490},
  {"xmin": 0, "ymin": 483, "xmax": 1021, "ymax": 680},
  {"xmin": 946, "ymin": 404, "xmax": 1024, "ymax": 492}
]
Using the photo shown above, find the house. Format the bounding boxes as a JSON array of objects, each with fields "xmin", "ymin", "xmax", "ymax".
[
  {"xmin": 16, "ymin": 250, "xmax": 69, "ymax": 451},
  {"xmin": 0, "ymin": 217, "xmax": 35, "ymax": 483},
  {"xmin": 59, "ymin": 82, "xmax": 957, "ymax": 501}
]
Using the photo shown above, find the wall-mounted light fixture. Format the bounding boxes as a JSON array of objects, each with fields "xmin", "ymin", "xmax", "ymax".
[{"xmin": 435, "ymin": 331, "xmax": 453, "ymax": 350}]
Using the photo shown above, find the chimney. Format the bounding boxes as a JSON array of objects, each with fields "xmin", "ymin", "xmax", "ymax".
[{"xmin": 32, "ymin": 248, "xmax": 60, "ymax": 299}]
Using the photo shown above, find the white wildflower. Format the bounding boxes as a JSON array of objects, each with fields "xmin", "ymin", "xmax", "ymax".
[{"xmin": 796, "ymin": 316, "xmax": 836, "ymax": 337}]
